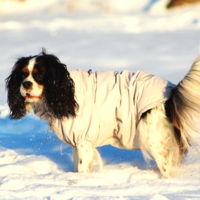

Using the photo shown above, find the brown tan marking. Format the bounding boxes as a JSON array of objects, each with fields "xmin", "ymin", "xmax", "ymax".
[
  {"xmin": 32, "ymin": 68, "xmax": 38, "ymax": 74},
  {"xmin": 22, "ymin": 67, "xmax": 29, "ymax": 74}
]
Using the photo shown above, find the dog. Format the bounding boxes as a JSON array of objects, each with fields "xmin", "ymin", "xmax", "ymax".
[{"xmin": 5, "ymin": 49, "xmax": 200, "ymax": 177}]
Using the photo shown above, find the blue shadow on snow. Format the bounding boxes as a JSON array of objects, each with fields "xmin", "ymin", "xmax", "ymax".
[{"xmin": 0, "ymin": 115, "xmax": 149, "ymax": 172}]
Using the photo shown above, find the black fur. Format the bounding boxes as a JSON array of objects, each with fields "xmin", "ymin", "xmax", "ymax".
[
  {"xmin": 165, "ymin": 95, "xmax": 187, "ymax": 156},
  {"xmin": 39, "ymin": 50, "xmax": 79, "ymax": 118},
  {"xmin": 5, "ymin": 57, "xmax": 32, "ymax": 119},
  {"xmin": 5, "ymin": 49, "xmax": 79, "ymax": 120}
]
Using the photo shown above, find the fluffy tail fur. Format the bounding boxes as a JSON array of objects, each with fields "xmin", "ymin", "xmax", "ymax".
[{"xmin": 169, "ymin": 55, "xmax": 200, "ymax": 155}]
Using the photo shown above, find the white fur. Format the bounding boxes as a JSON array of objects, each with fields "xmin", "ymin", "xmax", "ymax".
[
  {"xmin": 20, "ymin": 58, "xmax": 43, "ymax": 102},
  {"xmin": 137, "ymin": 104, "xmax": 181, "ymax": 177},
  {"xmin": 27, "ymin": 57, "xmax": 35, "ymax": 71},
  {"xmin": 73, "ymin": 140, "xmax": 103, "ymax": 172}
]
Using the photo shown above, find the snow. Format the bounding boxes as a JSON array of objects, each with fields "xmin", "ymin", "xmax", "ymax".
[{"xmin": 0, "ymin": 0, "xmax": 200, "ymax": 199}]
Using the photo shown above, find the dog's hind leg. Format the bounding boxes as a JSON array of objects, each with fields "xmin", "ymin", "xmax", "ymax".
[
  {"xmin": 137, "ymin": 104, "xmax": 181, "ymax": 177},
  {"xmin": 73, "ymin": 140, "xmax": 103, "ymax": 172}
]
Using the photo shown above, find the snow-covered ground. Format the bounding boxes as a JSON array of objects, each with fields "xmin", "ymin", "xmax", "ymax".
[{"xmin": 0, "ymin": 0, "xmax": 200, "ymax": 199}]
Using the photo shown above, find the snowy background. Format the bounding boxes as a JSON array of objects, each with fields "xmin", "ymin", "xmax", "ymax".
[{"xmin": 0, "ymin": 0, "xmax": 200, "ymax": 199}]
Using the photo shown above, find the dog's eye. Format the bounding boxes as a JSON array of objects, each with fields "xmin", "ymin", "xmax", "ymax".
[
  {"xmin": 21, "ymin": 72, "xmax": 28, "ymax": 79},
  {"xmin": 35, "ymin": 74, "xmax": 44, "ymax": 81}
]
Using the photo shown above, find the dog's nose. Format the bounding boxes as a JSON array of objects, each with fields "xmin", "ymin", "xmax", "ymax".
[{"xmin": 22, "ymin": 81, "xmax": 33, "ymax": 89}]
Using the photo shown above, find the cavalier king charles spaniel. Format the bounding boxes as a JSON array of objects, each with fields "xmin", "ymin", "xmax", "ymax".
[{"xmin": 5, "ymin": 49, "xmax": 200, "ymax": 177}]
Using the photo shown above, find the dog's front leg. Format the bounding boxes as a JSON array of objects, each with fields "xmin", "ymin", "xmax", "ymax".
[{"xmin": 72, "ymin": 140, "xmax": 103, "ymax": 172}]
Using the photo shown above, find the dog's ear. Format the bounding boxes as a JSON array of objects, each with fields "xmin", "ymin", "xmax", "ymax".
[
  {"xmin": 5, "ymin": 57, "xmax": 28, "ymax": 119},
  {"xmin": 41, "ymin": 52, "xmax": 79, "ymax": 119}
]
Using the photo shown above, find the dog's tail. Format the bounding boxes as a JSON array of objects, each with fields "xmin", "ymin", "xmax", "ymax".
[{"xmin": 168, "ymin": 55, "xmax": 200, "ymax": 157}]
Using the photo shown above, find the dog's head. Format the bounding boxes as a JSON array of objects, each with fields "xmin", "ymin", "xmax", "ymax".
[{"xmin": 6, "ymin": 49, "xmax": 79, "ymax": 119}]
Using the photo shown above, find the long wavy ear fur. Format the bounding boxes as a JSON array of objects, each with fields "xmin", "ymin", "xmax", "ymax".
[
  {"xmin": 41, "ymin": 50, "xmax": 79, "ymax": 119},
  {"xmin": 5, "ymin": 57, "xmax": 29, "ymax": 119}
]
